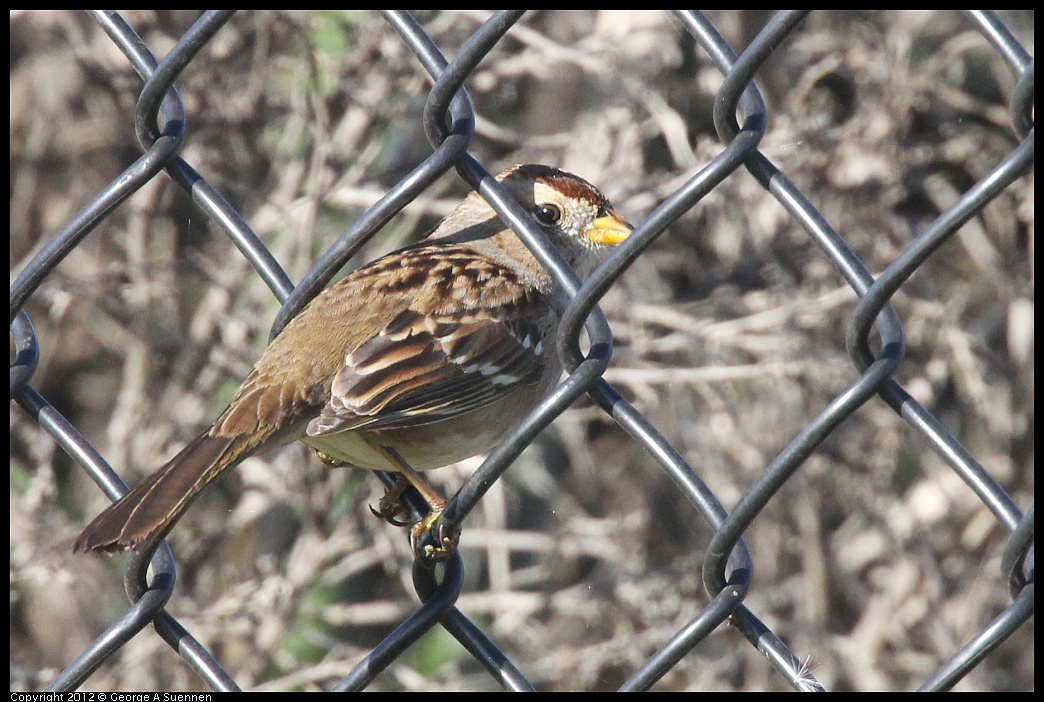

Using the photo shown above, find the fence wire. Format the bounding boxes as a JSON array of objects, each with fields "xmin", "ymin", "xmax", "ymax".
[{"xmin": 9, "ymin": 10, "xmax": 1033, "ymax": 692}]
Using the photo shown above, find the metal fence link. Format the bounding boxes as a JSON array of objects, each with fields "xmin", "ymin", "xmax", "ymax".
[{"xmin": 9, "ymin": 10, "xmax": 1033, "ymax": 692}]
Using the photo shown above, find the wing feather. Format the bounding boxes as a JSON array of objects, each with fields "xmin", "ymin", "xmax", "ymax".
[{"xmin": 307, "ymin": 246, "xmax": 550, "ymax": 436}]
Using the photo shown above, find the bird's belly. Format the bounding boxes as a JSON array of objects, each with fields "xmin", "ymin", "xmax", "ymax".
[
  {"xmin": 302, "ymin": 414, "xmax": 501, "ymax": 472},
  {"xmin": 302, "ymin": 374, "xmax": 555, "ymax": 472}
]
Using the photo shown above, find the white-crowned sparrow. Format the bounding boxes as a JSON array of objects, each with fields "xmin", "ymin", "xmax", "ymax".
[{"xmin": 75, "ymin": 164, "xmax": 632, "ymax": 559}]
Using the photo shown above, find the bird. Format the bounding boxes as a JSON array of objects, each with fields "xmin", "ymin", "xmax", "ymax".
[{"xmin": 74, "ymin": 164, "xmax": 632, "ymax": 560}]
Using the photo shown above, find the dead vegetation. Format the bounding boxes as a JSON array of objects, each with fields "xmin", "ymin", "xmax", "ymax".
[{"xmin": 10, "ymin": 10, "xmax": 1033, "ymax": 692}]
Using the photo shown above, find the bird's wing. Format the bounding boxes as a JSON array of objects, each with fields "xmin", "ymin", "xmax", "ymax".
[{"xmin": 307, "ymin": 246, "xmax": 550, "ymax": 436}]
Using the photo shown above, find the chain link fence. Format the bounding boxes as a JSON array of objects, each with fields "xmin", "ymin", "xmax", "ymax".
[{"xmin": 10, "ymin": 10, "xmax": 1033, "ymax": 692}]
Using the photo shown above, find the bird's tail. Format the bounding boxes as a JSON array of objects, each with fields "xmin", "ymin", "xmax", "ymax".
[{"xmin": 74, "ymin": 432, "xmax": 242, "ymax": 554}]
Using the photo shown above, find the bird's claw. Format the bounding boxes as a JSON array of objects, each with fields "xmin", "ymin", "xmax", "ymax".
[
  {"xmin": 366, "ymin": 472, "xmax": 457, "ymax": 561},
  {"xmin": 370, "ymin": 497, "xmax": 413, "ymax": 528},
  {"xmin": 410, "ymin": 510, "xmax": 459, "ymax": 562},
  {"xmin": 369, "ymin": 478, "xmax": 413, "ymax": 526}
]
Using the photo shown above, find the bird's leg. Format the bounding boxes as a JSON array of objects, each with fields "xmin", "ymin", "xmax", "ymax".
[
  {"xmin": 312, "ymin": 448, "xmax": 403, "ymax": 526},
  {"xmin": 313, "ymin": 448, "xmax": 416, "ymax": 527},
  {"xmin": 366, "ymin": 442, "xmax": 457, "ymax": 562}
]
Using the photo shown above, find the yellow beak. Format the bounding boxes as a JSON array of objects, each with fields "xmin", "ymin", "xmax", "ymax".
[{"xmin": 586, "ymin": 212, "xmax": 633, "ymax": 246}]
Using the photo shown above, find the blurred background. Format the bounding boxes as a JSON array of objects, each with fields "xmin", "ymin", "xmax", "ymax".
[{"xmin": 10, "ymin": 10, "xmax": 1033, "ymax": 691}]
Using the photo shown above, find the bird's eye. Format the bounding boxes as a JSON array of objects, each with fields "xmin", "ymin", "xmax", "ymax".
[{"xmin": 533, "ymin": 204, "xmax": 563, "ymax": 227}]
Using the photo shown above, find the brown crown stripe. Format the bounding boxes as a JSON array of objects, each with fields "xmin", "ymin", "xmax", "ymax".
[{"xmin": 509, "ymin": 164, "xmax": 610, "ymax": 211}]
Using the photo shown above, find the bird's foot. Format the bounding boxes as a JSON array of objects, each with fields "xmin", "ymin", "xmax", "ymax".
[
  {"xmin": 369, "ymin": 477, "xmax": 413, "ymax": 527},
  {"xmin": 410, "ymin": 508, "xmax": 459, "ymax": 563}
]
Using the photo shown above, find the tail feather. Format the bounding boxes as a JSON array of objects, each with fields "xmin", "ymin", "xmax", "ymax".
[{"xmin": 74, "ymin": 433, "xmax": 240, "ymax": 554}]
